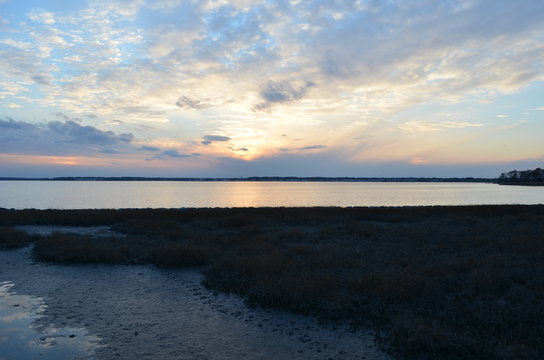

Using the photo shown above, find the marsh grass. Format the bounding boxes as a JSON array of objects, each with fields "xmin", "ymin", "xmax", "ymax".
[
  {"xmin": 0, "ymin": 226, "xmax": 37, "ymax": 249},
  {"xmin": 151, "ymin": 242, "xmax": 218, "ymax": 267},
  {"xmin": 32, "ymin": 233, "xmax": 136, "ymax": 264},
  {"xmin": 1, "ymin": 205, "xmax": 544, "ymax": 359}
]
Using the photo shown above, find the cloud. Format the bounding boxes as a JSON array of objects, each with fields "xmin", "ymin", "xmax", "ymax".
[
  {"xmin": 320, "ymin": 50, "xmax": 358, "ymax": 80},
  {"xmin": 0, "ymin": 117, "xmax": 136, "ymax": 157},
  {"xmin": 279, "ymin": 144, "xmax": 329, "ymax": 152},
  {"xmin": 27, "ymin": 10, "xmax": 56, "ymax": 24},
  {"xmin": 201, "ymin": 135, "xmax": 231, "ymax": 145},
  {"xmin": 3, "ymin": 1, "xmax": 543, "ymax": 121},
  {"xmin": 54, "ymin": 112, "xmax": 82, "ymax": 122},
  {"xmin": 0, "ymin": 44, "xmax": 57, "ymax": 90},
  {"xmin": 0, "ymin": 117, "xmax": 35, "ymax": 130},
  {"xmin": 48, "ymin": 120, "xmax": 134, "ymax": 145},
  {"xmin": 255, "ymin": 80, "xmax": 315, "ymax": 110},
  {"xmin": 140, "ymin": 145, "xmax": 160, "ymax": 151},
  {"xmin": 299, "ymin": 145, "xmax": 327, "ymax": 151},
  {"xmin": 0, "ymin": 0, "xmax": 543, "ymax": 174},
  {"xmin": 175, "ymin": 96, "xmax": 211, "ymax": 109},
  {"xmin": 399, "ymin": 121, "xmax": 484, "ymax": 133},
  {"xmin": 101, "ymin": 148, "xmax": 122, "ymax": 154},
  {"xmin": 203, "ymin": 135, "xmax": 231, "ymax": 142},
  {"xmin": 148, "ymin": 0, "xmax": 183, "ymax": 11},
  {"xmin": 31, "ymin": 74, "xmax": 53, "ymax": 86},
  {"xmin": 155, "ymin": 149, "xmax": 201, "ymax": 159}
]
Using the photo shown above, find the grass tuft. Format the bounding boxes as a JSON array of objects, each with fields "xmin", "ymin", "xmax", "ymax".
[
  {"xmin": 33, "ymin": 233, "xmax": 130, "ymax": 264},
  {"xmin": 0, "ymin": 226, "xmax": 36, "ymax": 249},
  {"xmin": 151, "ymin": 243, "xmax": 217, "ymax": 268}
]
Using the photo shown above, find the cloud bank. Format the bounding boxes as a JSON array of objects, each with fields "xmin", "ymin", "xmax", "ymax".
[{"xmin": 0, "ymin": 0, "xmax": 543, "ymax": 176}]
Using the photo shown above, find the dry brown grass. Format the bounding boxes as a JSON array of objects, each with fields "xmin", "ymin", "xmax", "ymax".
[
  {"xmin": 33, "ymin": 233, "xmax": 132, "ymax": 264},
  {"xmin": 0, "ymin": 226, "xmax": 37, "ymax": 249}
]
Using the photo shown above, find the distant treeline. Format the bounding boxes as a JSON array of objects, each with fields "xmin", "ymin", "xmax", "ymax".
[
  {"xmin": 498, "ymin": 167, "xmax": 544, "ymax": 185},
  {"xmin": 0, "ymin": 176, "xmax": 496, "ymax": 182}
]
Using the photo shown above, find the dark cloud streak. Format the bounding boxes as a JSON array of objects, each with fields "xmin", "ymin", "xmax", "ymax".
[
  {"xmin": 0, "ymin": 117, "xmax": 36, "ymax": 130},
  {"xmin": 140, "ymin": 145, "xmax": 160, "ymax": 152},
  {"xmin": 175, "ymin": 96, "xmax": 210, "ymax": 109},
  {"xmin": 0, "ymin": 118, "xmax": 136, "ymax": 156},
  {"xmin": 201, "ymin": 135, "xmax": 231, "ymax": 145},
  {"xmin": 48, "ymin": 120, "xmax": 134, "ymax": 145},
  {"xmin": 255, "ymin": 80, "xmax": 315, "ymax": 110},
  {"xmin": 154, "ymin": 149, "xmax": 201, "ymax": 159},
  {"xmin": 300, "ymin": 145, "xmax": 327, "ymax": 150}
]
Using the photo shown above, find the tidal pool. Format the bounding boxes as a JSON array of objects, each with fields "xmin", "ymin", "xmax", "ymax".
[{"xmin": 0, "ymin": 281, "xmax": 100, "ymax": 360}]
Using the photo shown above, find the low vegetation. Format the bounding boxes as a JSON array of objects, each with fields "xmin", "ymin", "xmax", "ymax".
[
  {"xmin": 1, "ymin": 205, "xmax": 543, "ymax": 360},
  {"xmin": 0, "ymin": 226, "xmax": 38, "ymax": 249}
]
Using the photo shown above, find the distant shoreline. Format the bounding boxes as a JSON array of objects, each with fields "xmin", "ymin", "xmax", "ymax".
[
  {"xmin": 0, "ymin": 176, "xmax": 498, "ymax": 183},
  {"xmin": 2, "ymin": 176, "xmax": 542, "ymax": 186}
]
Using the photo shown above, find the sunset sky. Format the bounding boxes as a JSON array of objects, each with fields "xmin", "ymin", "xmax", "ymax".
[{"xmin": 1, "ymin": 0, "xmax": 543, "ymax": 177}]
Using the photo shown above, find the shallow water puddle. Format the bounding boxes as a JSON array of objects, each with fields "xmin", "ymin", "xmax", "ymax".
[{"xmin": 0, "ymin": 281, "xmax": 100, "ymax": 360}]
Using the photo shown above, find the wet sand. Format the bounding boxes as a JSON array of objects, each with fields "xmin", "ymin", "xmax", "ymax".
[{"xmin": 0, "ymin": 245, "xmax": 392, "ymax": 360}]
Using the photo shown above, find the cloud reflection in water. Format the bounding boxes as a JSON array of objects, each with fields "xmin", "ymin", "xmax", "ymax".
[{"xmin": 0, "ymin": 281, "xmax": 100, "ymax": 360}]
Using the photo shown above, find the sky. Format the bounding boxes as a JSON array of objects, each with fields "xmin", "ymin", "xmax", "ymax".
[{"xmin": 0, "ymin": 0, "xmax": 543, "ymax": 178}]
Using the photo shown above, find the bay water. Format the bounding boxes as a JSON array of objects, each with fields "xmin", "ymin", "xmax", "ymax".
[{"xmin": 0, "ymin": 181, "xmax": 543, "ymax": 209}]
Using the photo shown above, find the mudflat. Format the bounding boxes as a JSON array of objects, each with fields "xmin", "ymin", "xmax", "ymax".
[{"xmin": 0, "ymin": 247, "xmax": 389, "ymax": 360}]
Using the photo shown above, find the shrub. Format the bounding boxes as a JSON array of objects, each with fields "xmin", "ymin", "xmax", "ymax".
[
  {"xmin": 350, "ymin": 269, "xmax": 427, "ymax": 304},
  {"xmin": 0, "ymin": 226, "xmax": 36, "ymax": 249},
  {"xmin": 32, "ymin": 233, "xmax": 127, "ymax": 264},
  {"xmin": 151, "ymin": 243, "xmax": 217, "ymax": 268}
]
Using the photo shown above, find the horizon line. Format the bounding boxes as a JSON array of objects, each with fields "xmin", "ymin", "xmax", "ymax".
[{"xmin": 0, "ymin": 176, "xmax": 497, "ymax": 182}]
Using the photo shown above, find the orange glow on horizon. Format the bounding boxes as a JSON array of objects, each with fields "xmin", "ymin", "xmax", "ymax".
[{"xmin": 0, "ymin": 154, "xmax": 87, "ymax": 166}]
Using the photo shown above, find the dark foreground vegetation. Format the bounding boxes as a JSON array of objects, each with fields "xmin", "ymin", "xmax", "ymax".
[{"xmin": 1, "ymin": 206, "xmax": 543, "ymax": 360}]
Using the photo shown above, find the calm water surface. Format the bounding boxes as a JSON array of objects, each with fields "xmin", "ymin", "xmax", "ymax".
[
  {"xmin": 0, "ymin": 281, "xmax": 99, "ymax": 359},
  {"xmin": 0, "ymin": 181, "xmax": 543, "ymax": 209}
]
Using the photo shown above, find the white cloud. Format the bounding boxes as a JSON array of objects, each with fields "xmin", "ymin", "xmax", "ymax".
[
  {"xmin": 27, "ymin": 10, "xmax": 56, "ymax": 24},
  {"xmin": 62, "ymin": 55, "xmax": 83, "ymax": 63},
  {"xmin": 0, "ymin": 81, "xmax": 29, "ymax": 98},
  {"xmin": 0, "ymin": 39, "xmax": 33, "ymax": 50},
  {"xmin": 399, "ymin": 121, "xmax": 484, "ymax": 133},
  {"xmin": 148, "ymin": 0, "xmax": 184, "ymax": 11}
]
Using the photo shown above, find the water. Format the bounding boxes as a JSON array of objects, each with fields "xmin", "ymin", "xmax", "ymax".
[
  {"xmin": 0, "ymin": 181, "xmax": 542, "ymax": 209},
  {"xmin": 0, "ymin": 281, "xmax": 100, "ymax": 359}
]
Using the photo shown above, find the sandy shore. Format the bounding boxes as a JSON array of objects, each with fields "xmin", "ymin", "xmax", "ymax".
[{"xmin": 0, "ymin": 244, "xmax": 392, "ymax": 360}]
